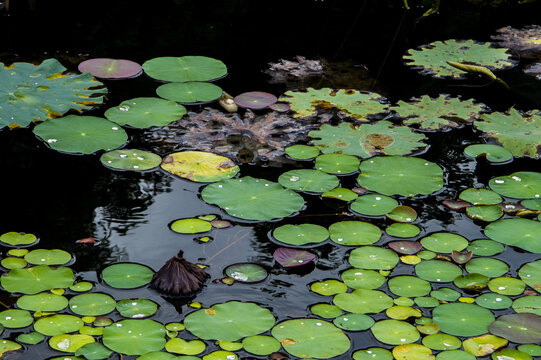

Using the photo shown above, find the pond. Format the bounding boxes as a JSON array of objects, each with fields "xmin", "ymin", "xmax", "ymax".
[{"xmin": 1, "ymin": 0, "xmax": 541, "ymax": 359}]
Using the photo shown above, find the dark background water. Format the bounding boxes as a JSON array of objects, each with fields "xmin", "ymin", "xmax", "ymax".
[{"xmin": 1, "ymin": 1, "xmax": 541, "ymax": 359}]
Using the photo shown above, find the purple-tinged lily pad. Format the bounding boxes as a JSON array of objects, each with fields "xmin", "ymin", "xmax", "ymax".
[
  {"xmin": 78, "ymin": 58, "xmax": 142, "ymax": 79},
  {"xmin": 273, "ymin": 247, "xmax": 316, "ymax": 267},
  {"xmin": 489, "ymin": 313, "xmax": 541, "ymax": 343},
  {"xmin": 388, "ymin": 241, "xmax": 423, "ymax": 255},
  {"xmin": 268, "ymin": 102, "xmax": 290, "ymax": 112},
  {"xmin": 234, "ymin": 92, "xmax": 278, "ymax": 109},
  {"xmin": 442, "ymin": 199, "xmax": 471, "ymax": 210}
]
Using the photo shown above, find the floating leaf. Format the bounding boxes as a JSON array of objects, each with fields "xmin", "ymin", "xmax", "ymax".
[
  {"xmin": 100, "ymin": 149, "xmax": 162, "ymax": 171},
  {"xmin": 391, "ymin": 95, "xmax": 486, "ymax": 130},
  {"xmin": 512, "ymin": 296, "xmax": 541, "ymax": 316},
  {"xmin": 16, "ymin": 293, "xmax": 68, "ymax": 312},
  {"xmin": 310, "ymin": 303, "xmax": 342, "ymax": 318},
  {"xmin": 0, "ymin": 58, "xmax": 107, "ymax": 129},
  {"xmin": 184, "ymin": 301, "xmax": 275, "ymax": 341},
  {"xmin": 156, "ymin": 81, "xmax": 223, "ymax": 104},
  {"xmin": 350, "ymin": 194, "xmax": 398, "ymax": 216},
  {"xmin": 485, "ymin": 218, "xmax": 541, "ymax": 253},
  {"xmin": 165, "ymin": 338, "xmax": 206, "ymax": 355},
  {"xmin": 49, "ymin": 334, "xmax": 95, "ymax": 353},
  {"xmin": 442, "ymin": 199, "xmax": 471, "ymax": 210},
  {"xmin": 464, "ymin": 144, "xmax": 513, "ymax": 163},
  {"xmin": 329, "ymin": 220, "xmax": 381, "ymax": 246},
  {"xmin": 467, "ymin": 239, "xmax": 504, "ymax": 256},
  {"xmin": 234, "ymin": 91, "xmax": 277, "ymax": 109},
  {"xmin": 17, "ymin": 332, "xmax": 45, "ymax": 345},
  {"xmin": 161, "ymin": 151, "xmax": 239, "ymax": 183},
  {"xmin": 386, "ymin": 223, "xmax": 421, "ymax": 238},
  {"xmin": 420, "ymin": 232, "xmax": 468, "ymax": 253},
  {"xmin": 278, "ymin": 169, "xmax": 339, "ymax": 193},
  {"xmin": 280, "ymin": 87, "xmax": 388, "ymax": 120},
  {"xmin": 322, "ymin": 188, "xmax": 358, "ymax": 201},
  {"xmin": 341, "ymin": 268, "xmax": 386, "ymax": 289},
  {"xmin": 224, "ymin": 263, "xmax": 268, "ymax": 283},
  {"xmin": 102, "ymin": 319, "xmax": 166, "ymax": 355},
  {"xmin": 201, "ymin": 177, "xmax": 305, "ymax": 221},
  {"xmin": 415, "ymin": 260, "xmax": 462, "ymax": 282},
  {"xmin": 388, "ymin": 240, "xmax": 423, "ymax": 254},
  {"xmin": 274, "ymin": 247, "xmax": 316, "ymax": 267},
  {"xmin": 0, "ymin": 309, "xmax": 33, "ymax": 328},
  {"xmin": 78, "ymin": 58, "xmax": 142, "ymax": 79},
  {"xmin": 34, "ymin": 314, "xmax": 84, "ymax": 336},
  {"xmin": 101, "ymin": 263, "xmax": 154, "ymax": 289},
  {"xmin": 170, "ymin": 218, "xmax": 212, "ymax": 234},
  {"xmin": 143, "ymin": 56, "xmax": 227, "ymax": 82},
  {"xmin": 34, "ymin": 115, "xmax": 128, "ymax": 155},
  {"xmin": 24, "ymin": 249, "xmax": 71, "ymax": 266},
  {"xmin": 358, "ymin": 156, "xmax": 444, "ymax": 197},
  {"xmin": 315, "ymin": 153, "xmax": 360, "ymax": 175},
  {"xmin": 488, "ymin": 277, "xmax": 525, "ymax": 295},
  {"xmin": 388, "ymin": 276, "xmax": 431, "ymax": 297},
  {"xmin": 466, "ymin": 205, "xmax": 503, "ymax": 222},
  {"xmin": 433, "ymin": 303, "xmax": 494, "ymax": 337},
  {"xmin": 453, "ymin": 273, "xmax": 488, "ymax": 290},
  {"xmin": 465, "ymin": 257, "xmax": 509, "ymax": 277},
  {"xmin": 353, "ymin": 348, "xmax": 393, "ymax": 360},
  {"xmin": 1, "ymin": 257, "xmax": 27, "ymax": 269},
  {"xmin": 489, "ymin": 172, "xmax": 541, "ymax": 198},
  {"xmin": 475, "ymin": 109, "xmax": 541, "ymax": 158},
  {"xmin": 387, "ymin": 206, "xmax": 417, "ymax": 222},
  {"xmin": 273, "ymin": 224, "xmax": 329, "ymax": 246},
  {"xmin": 309, "ymin": 121, "xmax": 426, "ymax": 158},
  {"xmin": 519, "ymin": 260, "xmax": 541, "ymax": 293},
  {"xmin": 333, "ymin": 313, "xmax": 374, "ymax": 331},
  {"xmin": 403, "ymin": 39, "xmax": 514, "ymax": 79},
  {"xmin": 203, "ymin": 351, "xmax": 238, "ymax": 360},
  {"xmin": 75, "ymin": 342, "xmax": 114, "ymax": 360},
  {"xmin": 242, "ymin": 335, "xmax": 281, "ymax": 355},
  {"xmin": 489, "ymin": 313, "xmax": 541, "ymax": 343},
  {"xmin": 491, "ymin": 349, "xmax": 532, "ymax": 360},
  {"xmin": 518, "ymin": 344, "xmax": 541, "ymax": 357},
  {"xmin": 422, "ymin": 334, "xmax": 461, "ymax": 351},
  {"xmin": 436, "ymin": 350, "xmax": 476, "ymax": 360},
  {"xmin": 371, "ymin": 319, "xmax": 420, "ymax": 345},
  {"xmin": 1, "ymin": 265, "xmax": 74, "ymax": 294},
  {"xmin": 349, "ymin": 246, "xmax": 399, "ymax": 270},
  {"xmin": 475, "ymin": 293, "xmax": 512, "ymax": 310},
  {"xmin": 459, "ymin": 188, "xmax": 502, "ymax": 205},
  {"xmin": 0, "ymin": 232, "xmax": 37, "ymax": 247},
  {"xmin": 69, "ymin": 293, "xmax": 116, "ymax": 316},
  {"xmin": 451, "ymin": 250, "xmax": 473, "ymax": 264},
  {"xmin": 271, "ymin": 319, "xmax": 350, "ymax": 359},
  {"xmin": 104, "ymin": 97, "xmax": 186, "ymax": 128},
  {"xmin": 311, "ymin": 279, "xmax": 348, "ymax": 296},
  {"xmin": 333, "ymin": 289, "xmax": 393, "ymax": 314},
  {"xmin": 285, "ymin": 144, "xmax": 320, "ymax": 160}
]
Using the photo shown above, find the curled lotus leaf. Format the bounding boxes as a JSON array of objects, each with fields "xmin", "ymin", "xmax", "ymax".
[
  {"xmin": 102, "ymin": 319, "xmax": 166, "ymax": 355},
  {"xmin": 33, "ymin": 115, "xmax": 128, "ymax": 155},
  {"xmin": 0, "ymin": 58, "xmax": 107, "ymax": 130},
  {"xmin": 160, "ymin": 151, "xmax": 239, "ymax": 183},
  {"xmin": 391, "ymin": 95, "xmax": 487, "ymax": 130},
  {"xmin": 308, "ymin": 121, "xmax": 426, "ymax": 158},
  {"xmin": 489, "ymin": 171, "xmax": 541, "ymax": 199},
  {"xmin": 1, "ymin": 265, "xmax": 74, "ymax": 294},
  {"xmin": 78, "ymin": 58, "xmax": 142, "ymax": 79},
  {"xmin": 403, "ymin": 39, "xmax": 515, "ymax": 79},
  {"xmin": 271, "ymin": 319, "xmax": 351, "ymax": 359},
  {"xmin": 201, "ymin": 176, "xmax": 305, "ymax": 221},
  {"xmin": 433, "ymin": 303, "xmax": 495, "ymax": 337},
  {"xmin": 491, "ymin": 25, "xmax": 541, "ymax": 59},
  {"xmin": 475, "ymin": 109, "xmax": 541, "ymax": 158},
  {"xmin": 464, "ymin": 144, "xmax": 513, "ymax": 163},
  {"xmin": 489, "ymin": 313, "xmax": 541, "ymax": 343},
  {"xmin": 184, "ymin": 301, "xmax": 275, "ymax": 341},
  {"xmin": 485, "ymin": 218, "xmax": 541, "ymax": 253},
  {"xmin": 142, "ymin": 56, "xmax": 227, "ymax": 83},
  {"xmin": 104, "ymin": 97, "xmax": 186, "ymax": 128},
  {"xmin": 280, "ymin": 87, "xmax": 389, "ymax": 120}
]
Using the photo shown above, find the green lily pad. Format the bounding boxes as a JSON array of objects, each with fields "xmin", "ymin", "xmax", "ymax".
[
  {"xmin": 156, "ymin": 81, "xmax": 223, "ymax": 104},
  {"xmin": 391, "ymin": 95, "xmax": 487, "ymax": 130},
  {"xmin": 280, "ymin": 87, "xmax": 388, "ymax": 120},
  {"xmin": 415, "ymin": 260, "xmax": 462, "ymax": 282},
  {"xmin": 459, "ymin": 188, "xmax": 503, "ymax": 205},
  {"xmin": 519, "ymin": 260, "xmax": 541, "ymax": 293},
  {"xmin": 100, "ymin": 149, "xmax": 162, "ymax": 171},
  {"xmin": 0, "ymin": 232, "xmax": 38, "ymax": 246},
  {"xmin": 488, "ymin": 277, "xmax": 525, "ymax": 295},
  {"xmin": 102, "ymin": 319, "xmax": 166, "ymax": 355},
  {"xmin": 463, "ymin": 334, "xmax": 508, "ymax": 356},
  {"xmin": 387, "ymin": 206, "xmax": 417, "ymax": 222},
  {"xmin": 386, "ymin": 305, "xmax": 421, "ymax": 320},
  {"xmin": 466, "ymin": 205, "xmax": 503, "ymax": 222},
  {"xmin": 358, "ymin": 156, "xmax": 444, "ymax": 197},
  {"xmin": 34, "ymin": 314, "xmax": 84, "ymax": 336},
  {"xmin": 285, "ymin": 144, "xmax": 320, "ymax": 160},
  {"xmin": 436, "ymin": 350, "xmax": 476, "ymax": 360},
  {"xmin": 453, "ymin": 273, "xmax": 489, "ymax": 290},
  {"xmin": 518, "ymin": 344, "xmax": 541, "ymax": 356},
  {"xmin": 489, "ymin": 172, "xmax": 541, "ymax": 198},
  {"xmin": 341, "ymin": 268, "xmax": 386, "ymax": 289},
  {"xmin": 34, "ymin": 115, "xmax": 128, "ymax": 155},
  {"xmin": 184, "ymin": 301, "xmax": 275, "ymax": 341},
  {"xmin": 388, "ymin": 276, "xmax": 431, "ymax": 297},
  {"xmin": 464, "ymin": 144, "xmax": 513, "ymax": 163},
  {"xmin": 386, "ymin": 223, "xmax": 421, "ymax": 238},
  {"xmin": 0, "ymin": 339, "xmax": 22, "ymax": 357},
  {"xmin": 49, "ymin": 334, "xmax": 95, "ymax": 352},
  {"xmin": 322, "ymin": 188, "xmax": 358, "ymax": 201},
  {"xmin": 476, "ymin": 109, "xmax": 541, "ymax": 158},
  {"xmin": 201, "ymin": 177, "xmax": 305, "ymax": 221},
  {"xmin": 104, "ymin": 97, "xmax": 186, "ymax": 128},
  {"xmin": 216, "ymin": 341, "xmax": 242, "ymax": 351},
  {"xmin": 70, "ymin": 281, "xmax": 94, "ymax": 292},
  {"xmin": 271, "ymin": 319, "xmax": 350, "ymax": 359},
  {"xmin": 75, "ymin": 342, "xmax": 113, "ymax": 360},
  {"xmin": 333, "ymin": 289, "xmax": 393, "ymax": 314},
  {"xmin": 431, "ymin": 288, "xmax": 461, "ymax": 302},
  {"xmin": 353, "ymin": 348, "xmax": 393, "ymax": 360},
  {"xmin": 1, "ymin": 257, "xmax": 27, "ymax": 269},
  {"xmin": 16, "ymin": 332, "xmax": 45, "ymax": 345},
  {"xmin": 69, "ymin": 293, "xmax": 116, "ymax": 316},
  {"xmin": 101, "ymin": 263, "xmax": 154, "ymax": 289},
  {"xmin": 1, "ymin": 265, "xmax": 74, "ymax": 294},
  {"xmin": 242, "ymin": 335, "xmax": 281, "ymax": 355},
  {"xmin": 0, "ymin": 58, "xmax": 107, "ymax": 130},
  {"xmin": 272, "ymin": 224, "xmax": 329, "ymax": 246},
  {"xmin": 350, "ymin": 194, "xmax": 398, "ymax": 216},
  {"xmin": 349, "ymin": 246, "xmax": 399, "ymax": 270},
  {"xmin": 203, "ymin": 351, "xmax": 237, "ymax": 360},
  {"xmin": 432, "ymin": 303, "xmax": 495, "ymax": 336},
  {"xmin": 371, "ymin": 319, "xmax": 420, "ymax": 345},
  {"xmin": 161, "ymin": 151, "xmax": 239, "ymax": 183},
  {"xmin": 512, "ymin": 296, "xmax": 541, "ymax": 315},
  {"xmin": 310, "ymin": 303, "xmax": 342, "ymax": 318},
  {"xmin": 7, "ymin": 249, "xmax": 28, "ymax": 257},
  {"xmin": 485, "ymin": 218, "xmax": 541, "ymax": 253},
  {"xmin": 311, "ymin": 279, "xmax": 348, "ymax": 296},
  {"xmin": 24, "ymin": 249, "xmax": 71, "ymax": 266},
  {"xmin": 0, "ymin": 309, "xmax": 33, "ymax": 328},
  {"xmin": 491, "ymin": 349, "xmax": 532, "ymax": 360},
  {"xmin": 521, "ymin": 199, "xmax": 541, "ymax": 210},
  {"xmin": 414, "ymin": 297, "xmax": 439, "ymax": 308},
  {"xmin": 223, "ymin": 263, "xmax": 268, "ymax": 283},
  {"xmin": 422, "ymin": 334, "xmax": 461, "ymax": 350},
  {"xmin": 315, "ymin": 153, "xmax": 360, "ymax": 174},
  {"xmin": 16, "ymin": 293, "xmax": 68, "ymax": 312},
  {"xmin": 278, "ymin": 169, "xmax": 339, "ymax": 193},
  {"xmin": 403, "ymin": 39, "xmax": 514, "ymax": 79},
  {"xmin": 142, "ymin": 56, "xmax": 227, "ymax": 82},
  {"xmin": 308, "ymin": 121, "xmax": 426, "ymax": 158},
  {"xmin": 393, "ymin": 344, "xmax": 434, "ymax": 360},
  {"xmin": 165, "ymin": 338, "xmax": 206, "ymax": 355},
  {"xmin": 136, "ymin": 352, "xmax": 179, "ymax": 360},
  {"xmin": 170, "ymin": 218, "xmax": 212, "ymax": 234},
  {"xmin": 475, "ymin": 293, "xmax": 512, "ymax": 309},
  {"xmin": 489, "ymin": 313, "xmax": 541, "ymax": 343},
  {"xmin": 467, "ymin": 239, "xmax": 504, "ymax": 256},
  {"xmin": 329, "ymin": 220, "xmax": 381, "ymax": 246},
  {"xmin": 420, "ymin": 233, "xmax": 468, "ymax": 253}
]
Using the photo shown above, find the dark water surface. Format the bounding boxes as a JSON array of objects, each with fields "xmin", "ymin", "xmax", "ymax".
[{"xmin": 1, "ymin": 1, "xmax": 541, "ymax": 359}]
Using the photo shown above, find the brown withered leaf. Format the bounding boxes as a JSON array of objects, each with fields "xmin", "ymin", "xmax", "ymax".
[{"xmin": 491, "ymin": 25, "xmax": 541, "ymax": 59}]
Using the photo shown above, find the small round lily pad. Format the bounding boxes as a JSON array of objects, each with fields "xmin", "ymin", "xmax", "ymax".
[
  {"xmin": 349, "ymin": 246, "xmax": 399, "ymax": 270},
  {"xmin": 102, "ymin": 319, "xmax": 166, "ymax": 355},
  {"xmin": 310, "ymin": 304, "xmax": 342, "ymax": 318},
  {"xmin": 311, "ymin": 279, "xmax": 348, "ymax": 296},
  {"xmin": 100, "ymin": 149, "xmax": 162, "ymax": 171},
  {"xmin": 386, "ymin": 223, "xmax": 421, "ymax": 238},
  {"xmin": 350, "ymin": 194, "xmax": 398, "ymax": 216},
  {"xmin": 415, "ymin": 260, "xmax": 462, "ymax": 282},
  {"xmin": 341, "ymin": 268, "xmax": 386, "ymax": 289},
  {"xmin": 116, "ymin": 298, "xmax": 158, "ymax": 319},
  {"xmin": 459, "ymin": 188, "xmax": 503, "ymax": 205},
  {"xmin": 278, "ymin": 169, "xmax": 339, "ymax": 193},
  {"xmin": 34, "ymin": 314, "xmax": 84, "ymax": 336},
  {"xmin": 371, "ymin": 319, "xmax": 420, "ymax": 345},
  {"xmin": 333, "ymin": 313, "xmax": 374, "ymax": 331},
  {"xmin": 467, "ymin": 239, "xmax": 504, "ymax": 256},
  {"xmin": 322, "ymin": 188, "xmax": 358, "ymax": 201},
  {"xmin": 329, "ymin": 220, "xmax": 381, "ymax": 246},
  {"xmin": 274, "ymin": 247, "xmax": 316, "ymax": 267},
  {"xmin": 170, "ymin": 218, "xmax": 212, "ymax": 234},
  {"xmin": 78, "ymin": 58, "xmax": 142, "ymax": 79},
  {"xmin": 224, "ymin": 263, "xmax": 268, "ymax": 283},
  {"xmin": 16, "ymin": 293, "xmax": 68, "ymax": 312},
  {"xmin": 242, "ymin": 335, "xmax": 281, "ymax": 355},
  {"xmin": 101, "ymin": 263, "xmax": 154, "ymax": 289},
  {"xmin": 105, "ymin": 97, "xmax": 186, "ymax": 128},
  {"xmin": 489, "ymin": 172, "xmax": 541, "ymax": 199},
  {"xmin": 315, "ymin": 153, "xmax": 360, "ymax": 175},
  {"xmin": 0, "ymin": 309, "xmax": 33, "ymax": 328},
  {"xmin": 466, "ymin": 205, "xmax": 503, "ymax": 222},
  {"xmin": 285, "ymin": 144, "xmax": 320, "ymax": 160},
  {"xmin": 353, "ymin": 348, "xmax": 393, "ymax": 360},
  {"xmin": 464, "ymin": 144, "xmax": 513, "ymax": 163},
  {"xmin": 234, "ymin": 91, "xmax": 277, "ymax": 109},
  {"xmin": 161, "ymin": 151, "xmax": 239, "ymax": 183},
  {"xmin": 420, "ymin": 232, "xmax": 468, "ymax": 253},
  {"xmin": 156, "ymin": 81, "xmax": 223, "ymax": 104},
  {"xmin": 1, "ymin": 257, "xmax": 27, "ymax": 269},
  {"xmin": 272, "ymin": 224, "xmax": 329, "ymax": 246},
  {"xmin": 69, "ymin": 293, "xmax": 117, "ymax": 316},
  {"xmin": 333, "ymin": 289, "xmax": 393, "ymax": 314},
  {"xmin": 475, "ymin": 293, "xmax": 512, "ymax": 309},
  {"xmin": 17, "ymin": 332, "xmax": 45, "ymax": 345},
  {"xmin": 24, "ymin": 249, "xmax": 72, "ymax": 266}
]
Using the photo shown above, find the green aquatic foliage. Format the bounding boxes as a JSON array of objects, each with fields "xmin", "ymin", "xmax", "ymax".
[
  {"xmin": 415, "ymin": 260, "xmax": 462, "ymax": 282},
  {"xmin": 101, "ymin": 263, "xmax": 154, "ymax": 289},
  {"xmin": 464, "ymin": 144, "xmax": 513, "ymax": 163},
  {"xmin": 475, "ymin": 109, "xmax": 541, "ymax": 158},
  {"xmin": 0, "ymin": 340, "xmax": 22, "ymax": 357},
  {"xmin": 16, "ymin": 293, "xmax": 68, "ymax": 312},
  {"xmin": 488, "ymin": 277, "xmax": 525, "ymax": 295},
  {"xmin": 403, "ymin": 39, "xmax": 514, "ymax": 79},
  {"xmin": 420, "ymin": 232, "xmax": 468, "ymax": 253},
  {"xmin": 49, "ymin": 334, "xmax": 95, "ymax": 352},
  {"xmin": 475, "ymin": 293, "xmax": 512, "ymax": 309},
  {"xmin": 272, "ymin": 223, "xmax": 329, "ymax": 246},
  {"xmin": 16, "ymin": 332, "xmax": 45, "ymax": 345},
  {"xmin": 24, "ymin": 248, "xmax": 71, "ymax": 265},
  {"xmin": 160, "ymin": 151, "xmax": 239, "ymax": 183},
  {"xmin": 350, "ymin": 194, "xmax": 398, "ymax": 216},
  {"xmin": 100, "ymin": 149, "xmax": 162, "ymax": 171},
  {"xmin": 485, "ymin": 218, "xmax": 541, "ymax": 253},
  {"xmin": 69, "ymin": 293, "xmax": 117, "ymax": 316},
  {"xmin": 1, "ymin": 257, "xmax": 26, "ymax": 269},
  {"xmin": 466, "ymin": 205, "xmax": 503, "ymax": 222},
  {"xmin": 34, "ymin": 314, "xmax": 84, "ymax": 336},
  {"xmin": 388, "ymin": 276, "xmax": 431, "ymax": 297},
  {"xmin": 512, "ymin": 296, "xmax": 541, "ymax": 316},
  {"xmin": 489, "ymin": 172, "xmax": 541, "ymax": 199},
  {"xmin": 0, "ymin": 309, "xmax": 33, "ymax": 328},
  {"xmin": 165, "ymin": 338, "xmax": 206, "ymax": 355},
  {"xmin": 170, "ymin": 218, "xmax": 212, "ymax": 234},
  {"xmin": 358, "ymin": 156, "xmax": 444, "ymax": 197},
  {"xmin": 519, "ymin": 259, "xmax": 541, "ymax": 293},
  {"xmin": 1, "ymin": 265, "xmax": 74, "ymax": 294},
  {"xmin": 280, "ymin": 87, "xmax": 388, "ymax": 120},
  {"xmin": 278, "ymin": 169, "xmax": 339, "ymax": 193},
  {"xmin": 333, "ymin": 313, "xmax": 375, "ymax": 331},
  {"xmin": 433, "ymin": 303, "xmax": 495, "ymax": 336},
  {"xmin": 459, "ymin": 188, "xmax": 502, "ymax": 205},
  {"xmin": 391, "ymin": 95, "xmax": 487, "ymax": 130},
  {"xmin": 315, "ymin": 153, "xmax": 360, "ymax": 174},
  {"xmin": 285, "ymin": 144, "xmax": 320, "ymax": 160},
  {"xmin": 34, "ymin": 115, "xmax": 128, "ymax": 155},
  {"xmin": 467, "ymin": 239, "xmax": 504, "ymax": 256},
  {"xmin": 341, "ymin": 268, "xmax": 386, "ymax": 289},
  {"xmin": 422, "ymin": 334, "xmax": 462, "ymax": 350},
  {"xmin": 75, "ymin": 342, "xmax": 113, "ymax": 359},
  {"xmin": 371, "ymin": 319, "xmax": 420, "ymax": 345},
  {"xmin": 0, "ymin": 58, "xmax": 107, "ymax": 130},
  {"xmin": 156, "ymin": 81, "xmax": 223, "ymax": 104},
  {"xmin": 386, "ymin": 205, "xmax": 417, "ymax": 222},
  {"xmin": 142, "ymin": 56, "xmax": 227, "ymax": 82},
  {"xmin": 353, "ymin": 347, "xmax": 393, "ymax": 360},
  {"xmin": 322, "ymin": 187, "xmax": 358, "ymax": 201},
  {"xmin": 105, "ymin": 97, "xmax": 186, "ymax": 128},
  {"xmin": 311, "ymin": 279, "xmax": 348, "ymax": 296},
  {"xmin": 102, "ymin": 319, "xmax": 166, "ymax": 355},
  {"xmin": 308, "ymin": 121, "xmax": 426, "ymax": 158},
  {"xmin": 271, "ymin": 319, "xmax": 351, "ymax": 359},
  {"xmin": 329, "ymin": 220, "xmax": 381, "ymax": 246},
  {"xmin": 489, "ymin": 313, "xmax": 541, "ymax": 344},
  {"xmin": 201, "ymin": 177, "xmax": 305, "ymax": 221},
  {"xmin": 0, "ymin": 231, "xmax": 37, "ymax": 246},
  {"xmin": 386, "ymin": 223, "xmax": 421, "ymax": 238},
  {"xmin": 242, "ymin": 335, "xmax": 281, "ymax": 355},
  {"xmin": 348, "ymin": 246, "xmax": 399, "ymax": 270},
  {"xmin": 223, "ymin": 263, "xmax": 268, "ymax": 283}
]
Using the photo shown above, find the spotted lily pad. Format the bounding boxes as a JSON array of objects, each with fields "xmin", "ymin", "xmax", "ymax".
[
  {"xmin": 459, "ymin": 188, "xmax": 502, "ymax": 205},
  {"xmin": 161, "ymin": 151, "xmax": 239, "ymax": 183},
  {"xmin": 274, "ymin": 247, "xmax": 316, "ymax": 267},
  {"xmin": 234, "ymin": 91, "xmax": 277, "ymax": 109},
  {"xmin": 156, "ymin": 81, "xmax": 223, "ymax": 104},
  {"xmin": 271, "ymin": 319, "xmax": 350, "ymax": 359},
  {"xmin": 101, "ymin": 149, "xmax": 162, "ymax": 171},
  {"xmin": 101, "ymin": 263, "xmax": 154, "ymax": 289},
  {"xmin": 391, "ymin": 95, "xmax": 487, "ymax": 130},
  {"xmin": 353, "ymin": 348, "xmax": 393, "ymax": 360},
  {"xmin": 0, "ymin": 232, "xmax": 37, "ymax": 246},
  {"xmin": 329, "ymin": 220, "xmax": 381, "ymax": 246},
  {"xmin": 350, "ymin": 194, "xmax": 398, "ymax": 216},
  {"xmin": 311, "ymin": 279, "xmax": 348, "ymax": 296},
  {"xmin": 278, "ymin": 169, "xmax": 339, "ymax": 193},
  {"xmin": 489, "ymin": 172, "xmax": 541, "ymax": 198},
  {"xmin": 475, "ymin": 109, "xmax": 541, "ymax": 158},
  {"xmin": 388, "ymin": 276, "xmax": 431, "ymax": 297},
  {"xmin": 272, "ymin": 224, "xmax": 329, "ymax": 246},
  {"xmin": 1, "ymin": 265, "xmax": 74, "ymax": 294},
  {"xmin": 78, "ymin": 58, "xmax": 142, "ymax": 79},
  {"xmin": 201, "ymin": 177, "xmax": 305, "ymax": 221},
  {"xmin": 432, "ymin": 303, "xmax": 494, "ymax": 337},
  {"xmin": 0, "ymin": 58, "xmax": 107, "ymax": 129},
  {"xmin": 103, "ymin": 319, "xmax": 166, "ymax": 355},
  {"xmin": 224, "ymin": 263, "xmax": 268, "ymax": 283},
  {"xmin": 403, "ymin": 39, "xmax": 514, "ymax": 79},
  {"xmin": 422, "ymin": 334, "xmax": 461, "ymax": 351},
  {"xmin": 34, "ymin": 115, "xmax": 128, "ymax": 154},
  {"xmin": 489, "ymin": 313, "xmax": 541, "ymax": 343},
  {"xmin": 485, "ymin": 218, "xmax": 541, "ymax": 253},
  {"xmin": 104, "ymin": 97, "xmax": 186, "ymax": 128},
  {"xmin": 358, "ymin": 156, "xmax": 444, "ymax": 197},
  {"xmin": 333, "ymin": 288, "xmax": 393, "ymax": 314},
  {"xmin": 309, "ymin": 121, "xmax": 426, "ymax": 158},
  {"xmin": 280, "ymin": 87, "xmax": 388, "ymax": 120},
  {"xmin": 464, "ymin": 144, "xmax": 513, "ymax": 163},
  {"xmin": 142, "ymin": 56, "xmax": 227, "ymax": 82}
]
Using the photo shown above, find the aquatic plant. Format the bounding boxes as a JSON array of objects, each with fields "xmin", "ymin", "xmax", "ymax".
[
  {"xmin": 78, "ymin": 58, "xmax": 142, "ymax": 79},
  {"xmin": 491, "ymin": 25, "xmax": 541, "ymax": 59},
  {"xmin": 142, "ymin": 56, "xmax": 227, "ymax": 82},
  {"xmin": 104, "ymin": 97, "xmax": 186, "ymax": 128}
]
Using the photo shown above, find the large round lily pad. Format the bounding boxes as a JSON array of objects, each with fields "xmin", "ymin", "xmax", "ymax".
[
  {"xmin": 278, "ymin": 169, "xmax": 339, "ymax": 193},
  {"xmin": 78, "ymin": 58, "xmax": 142, "ymax": 79},
  {"xmin": 485, "ymin": 218, "xmax": 541, "ymax": 253},
  {"xmin": 184, "ymin": 301, "xmax": 275, "ymax": 341},
  {"xmin": 272, "ymin": 224, "xmax": 329, "ymax": 246},
  {"xmin": 329, "ymin": 221, "xmax": 381, "ymax": 246},
  {"xmin": 349, "ymin": 246, "xmax": 399, "ymax": 270},
  {"xmin": 432, "ymin": 303, "xmax": 495, "ymax": 337},
  {"xmin": 34, "ymin": 115, "xmax": 128, "ymax": 155},
  {"xmin": 34, "ymin": 314, "xmax": 84, "ymax": 336},
  {"xmin": 102, "ymin": 319, "xmax": 166, "ymax": 355},
  {"xmin": 1, "ymin": 265, "xmax": 74, "ymax": 294},
  {"xmin": 201, "ymin": 177, "xmax": 305, "ymax": 221},
  {"xmin": 271, "ymin": 319, "xmax": 350, "ymax": 359},
  {"xmin": 489, "ymin": 313, "xmax": 541, "ymax": 343},
  {"xmin": 101, "ymin": 149, "xmax": 162, "ymax": 171},
  {"xmin": 358, "ymin": 156, "xmax": 444, "ymax": 197},
  {"xmin": 161, "ymin": 151, "xmax": 239, "ymax": 183},
  {"xmin": 104, "ymin": 97, "xmax": 186, "ymax": 128},
  {"xmin": 489, "ymin": 172, "xmax": 541, "ymax": 198},
  {"xmin": 101, "ymin": 263, "xmax": 154, "ymax": 289},
  {"xmin": 142, "ymin": 56, "xmax": 227, "ymax": 82},
  {"xmin": 156, "ymin": 81, "xmax": 223, "ymax": 104},
  {"xmin": 371, "ymin": 320, "xmax": 420, "ymax": 345},
  {"xmin": 69, "ymin": 293, "xmax": 117, "ymax": 316}
]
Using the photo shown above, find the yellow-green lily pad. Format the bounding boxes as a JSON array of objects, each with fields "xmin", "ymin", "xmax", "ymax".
[{"xmin": 161, "ymin": 151, "xmax": 239, "ymax": 183}]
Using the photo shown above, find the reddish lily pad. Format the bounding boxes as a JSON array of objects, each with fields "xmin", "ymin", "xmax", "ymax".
[
  {"xmin": 234, "ymin": 92, "xmax": 277, "ymax": 109},
  {"xmin": 388, "ymin": 241, "xmax": 423, "ymax": 255},
  {"xmin": 273, "ymin": 248, "xmax": 316, "ymax": 267},
  {"xmin": 451, "ymin": 250, "xmax": 473, "ymax": 264},
  {"xmin": 78, "ymin": 58, "xmax": 142, "ymax": 79},
  {"xmin": 442, "ymin": 199, "xmax": 471, "ymax": 210},
  {"xmin": 489, "ymin": 313, "xmax": 541, "ymax": 343},
  {"xmin": 387, "ymin": 206, "xmax": 417, "ymax": 222}
]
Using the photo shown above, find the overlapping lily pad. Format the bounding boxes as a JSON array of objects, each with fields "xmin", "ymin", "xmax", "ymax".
[
  {"xmin": 403, "ymin": 39, "xmax": 515, "ymax": 79},
  {"xmin": 518, "ymin": 260, "xmax": 541, "ymax": 293},
  {"xmin": 102, "ymin": 319, "xmax": 166, "ymax": 355},
  {"xmin": 49, "ymin": 334, "xmax": 95, "ymax": 353},
  {"xmin": 315, "ymin": 153, "xmax": 360, "ymax": 174},
  {"xmin": 201, "ymin": 177, "xmax": 305, "ymax": 221},
  {"xmin": 160, "ymin": 151, "xmax": 239, "ymax": 183},
  {"xmin": 274, "ymin": 247, "xmax": 316, "ymax": 267},
  {"xmin": 101, "ymin": 149, "xmax": 162, "ymax": 171},
  {"xmin": 489, "ymin": 313, "xmax": 541, "ymax": 343},
  {"xmin": 104, "ymin": 97, "xmax": 186, "ymax": 128},
  {"xmin": 485, "ymin": 218, "xmax": 541, "ymax": 253},
  {"xmin": 24, "ymin": 248, "xmax": 71, "ymax": 265},
  {"xmin": 223, "ymin": 263, "xmax": 268, "ymax": 283},
  {"xmin": 78, "ymin": 58, "xmax": 142, "ymax": 79},
  {"xmin": 142, "ymin": 56, "xmax": 227, "ymax": 82}
]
